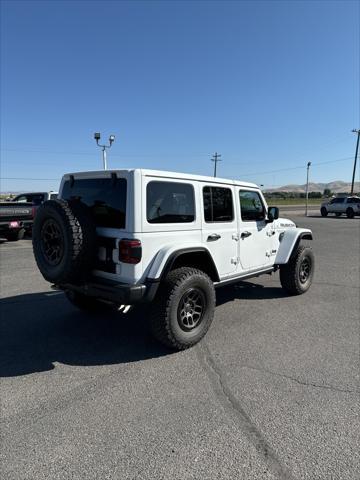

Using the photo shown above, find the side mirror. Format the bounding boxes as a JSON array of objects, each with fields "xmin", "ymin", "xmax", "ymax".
[{"xmin": 267, "ymin": 206, "xmax": 279, "ymax": 223}]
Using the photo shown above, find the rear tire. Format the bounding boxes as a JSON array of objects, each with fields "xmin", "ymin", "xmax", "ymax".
[
  {"xmin": 5, "ymin": 228, "xmax": 25, "ymax": 241},
  {"xmin": 150, "ymin": 267, "xmax": 216, "ymax": 350},
  {"xmin": 280, "ymin": 245, "xmax": 314, "ymax": 295},
  {"xmin": 346, "ymin": 208, "xmax": 354, "ymax": 219},
  {"xmin": 320, "ymin": 207, "xmax": 328, "ymax": 217}
]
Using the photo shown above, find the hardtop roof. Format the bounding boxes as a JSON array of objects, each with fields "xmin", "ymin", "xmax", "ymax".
[{"xmin": 63, "ymin": 168, "xmax": 259, "ymax": 189}]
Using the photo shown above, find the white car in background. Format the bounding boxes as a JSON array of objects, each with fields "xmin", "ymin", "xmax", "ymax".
[{"xmin": 320, "ymin": 196, "xmax": 360, "ymax": 218}]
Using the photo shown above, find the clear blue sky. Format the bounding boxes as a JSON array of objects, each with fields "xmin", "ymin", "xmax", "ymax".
[{"xmin": 1, "ymin": 0, "xmax": 359, "ymax": 192}]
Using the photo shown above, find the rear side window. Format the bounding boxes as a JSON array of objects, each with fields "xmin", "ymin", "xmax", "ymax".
[
  {"xmin": 239, "ymin": 190, "xmax": 265, "ymax": 221},
  {"xmin": 13, "ymin": 195, "xmax": 28, "ymax": 203},
  {"xmin": 347, "ymin": 197, "xmax": 360, "ymax": 204},
  {"xmin": 203, "ymin": 186, "xmax": 233, "ymax": 222},
  {"xmin": 147, "ymin": 181, "xmax": 195, "ymax": 223},
  {"xmin": 29, "ymin": 194, "xmax": 45, "ymax": 205},
  {"xmin": 14, "ymin": 194, "xmax": 44, "ymax": 205},
  {"xmin": 61, "ymin": 177, "xmax": 127, "ymax": 228}
]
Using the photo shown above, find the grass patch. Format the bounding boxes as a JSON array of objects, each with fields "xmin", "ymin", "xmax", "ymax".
[{"xmin": 265, "ymin": 198, "xmax": 323, "ymax": 206}]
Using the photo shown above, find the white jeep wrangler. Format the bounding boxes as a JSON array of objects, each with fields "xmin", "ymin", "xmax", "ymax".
[{"xmin": 33, "ymin": 169, "xmax": 314, "ymax": 350}]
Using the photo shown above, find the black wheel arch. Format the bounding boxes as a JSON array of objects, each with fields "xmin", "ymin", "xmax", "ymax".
[
  {"xmin": 289, "ymin": 232, "xmax": 313, "ymax": 260},
  {"xmin": 156, "ymin": 248, "xmax": 220, "ymax": 283},
  {"xmin": 144, "ymin": 248, "xmax": 219, "ymax": 303}
]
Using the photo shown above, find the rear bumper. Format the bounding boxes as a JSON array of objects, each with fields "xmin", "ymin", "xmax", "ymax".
[
  {"xmin": 59, "ymin": 278, "xmax": 159, "ymax": 305},
  {"xmin": 0, "ymin": 220, "xmax": 33, "ymax": 230}
]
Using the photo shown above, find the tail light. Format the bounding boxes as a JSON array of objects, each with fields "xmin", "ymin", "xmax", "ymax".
[
  {"xmin": 32, "ymin": 206, "xmax": 36, "ymax": 218},
  {"xmin": 119, "ymin": 239, "xmax": 142, "ymax": 264}
]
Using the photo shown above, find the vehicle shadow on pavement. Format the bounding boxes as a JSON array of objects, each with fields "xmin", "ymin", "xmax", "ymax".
[
  {"xmin": 0, "ymin": 292, "xmax": 171, "ymax": 378},
  {"xmin": 1, "ymin": 281, "xmax": 286, "ymax": 377},
  {"xmin": 216, "ymin": 280, "xmax": 288, "ymax": 306}
]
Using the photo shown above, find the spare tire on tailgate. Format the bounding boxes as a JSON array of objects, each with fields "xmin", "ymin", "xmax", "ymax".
[{"xmin": 32, "ymin": 199, "xmax": 96, "ymax": 284}]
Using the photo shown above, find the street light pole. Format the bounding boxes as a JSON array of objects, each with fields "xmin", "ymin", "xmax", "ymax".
[
  {"xmin": 305, "ymin": 161, "xmax": 311, "ymax": 217},
  {"xmin": 351, "ymin": 129, "xmax": 360, "ymax": 195},
  {"xmin": 102, "ymin": 146, "xmax": 107, "ymax": 170},
  {"xmin": 94, "ymin": 133, "xmax": 115, "ymax": 170}
]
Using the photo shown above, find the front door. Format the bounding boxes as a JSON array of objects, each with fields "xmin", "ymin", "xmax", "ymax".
[
  {"xmin": 201, "ymin": 184, "xmax": 238, "ymax": 278},
  {"xmin": 236, "ymin": 189, "xmax": 274, "ymax": 271}
]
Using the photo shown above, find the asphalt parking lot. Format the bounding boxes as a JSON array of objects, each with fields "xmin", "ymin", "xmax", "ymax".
[{"xmin": 1, "ymin": 214, "xmax": 359, "ymax": 480}]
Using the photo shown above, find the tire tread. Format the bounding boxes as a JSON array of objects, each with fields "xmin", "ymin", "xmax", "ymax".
[
  {"xmin": 150, "ymin": 267, "xmax": 215, "ymax": 350},
  {"xmin": 280, "ymin": 245, "xmax": 314, "ymax": 295}
]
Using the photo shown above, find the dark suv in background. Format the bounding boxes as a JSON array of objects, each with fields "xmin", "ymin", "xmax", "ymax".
[{"xmin": 0, "ymin": 191, "xmax": 58, "ymax": 241}]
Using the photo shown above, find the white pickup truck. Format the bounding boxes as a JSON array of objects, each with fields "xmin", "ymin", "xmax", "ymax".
[
  {"xmin": 320, "ymin": 196, "xmax": 360, "ymax": 218},
  {"xmin": 32, "ymin": 168, "xmax": 314, "ymax": 350}
]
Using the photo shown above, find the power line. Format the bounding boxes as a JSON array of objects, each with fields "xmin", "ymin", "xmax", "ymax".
[
  {"xmin": 237, "ymin": 156, "xmax": 353, "ymax": 177},
  {"xmin": 0, "ymin": 148, "xmax": 210, "ymax": 159},
  {"xmin": 0, "ymin": 156, "xmax": 354, "ymax": 182},
  {"xmin": 1, "ymin": 177, "xmax": 59, "ymax": 181}
]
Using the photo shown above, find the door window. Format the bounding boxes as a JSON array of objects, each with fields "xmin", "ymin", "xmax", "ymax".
[
  {"xmin": 239, "ymin": 190, "xmax": 265, "ymax": 221},
  {"xmin": 203, "ymin": 186, "xmax": 233, "ymax": 222}
]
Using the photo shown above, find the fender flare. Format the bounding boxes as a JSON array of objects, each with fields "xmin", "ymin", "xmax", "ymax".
[
  {"xmin": 143, "ymin": 246, "xmax": 220, "ymax": 303},
  {"xmin": 147, "ymin": 246, "xmax": 220, "ymax": 282},
  {"xmin": 274, "ymin": 229, "xmax": 313, "ymax": 265}
]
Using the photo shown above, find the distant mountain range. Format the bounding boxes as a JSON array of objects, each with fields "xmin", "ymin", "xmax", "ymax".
[
  {"xmin": 1, "ymin": 180, "xmax": 360, "ymax": 196},
  {"xmin": 264, "ymin": 181, "xmax": 360, "ymax": 194}
]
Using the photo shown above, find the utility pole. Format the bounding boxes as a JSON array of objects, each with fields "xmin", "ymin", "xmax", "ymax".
[
  {"xmin": 305, "ymin": 161, "xmax": 311, "ymax": 217},
  {"xmin": 94, "ymin": 132, "xmax": 115, "ymax": 170},
  {"xmin": 211, "ymin": 152, "xmax": 222, "ymax": 177},
  {"xmin": 351, "ymin": 129, "xmax": 360, "ymax": 195}
]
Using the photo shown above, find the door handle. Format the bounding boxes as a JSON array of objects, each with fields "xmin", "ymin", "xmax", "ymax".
[
  {"xmin": 241, "ymin": 231, "xmax": 252, "ymax": 238},
  {"xmin": 207, "ymin": 233, "xmax": 221, "ymax": 241}
]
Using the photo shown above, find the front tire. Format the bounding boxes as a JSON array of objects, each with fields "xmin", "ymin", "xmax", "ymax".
[
  {"xmin": 346, "ymin": 208, "xmax": 354, "ymax": 219},
  {"xmin": 150, "ymin": 267, "xmax": 216, "ymax": 350},
  {"xmin": 320, "ymin": 207, "xmax": 328, "ymax": 217},
  {"xmin": 280, "ymin": 245, "xmax": 314, "ymax": 295}
]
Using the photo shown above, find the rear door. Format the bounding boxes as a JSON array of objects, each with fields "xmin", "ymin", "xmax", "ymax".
[
  {"xmin": 200, "ymin": 184, "xmax": 238, "ymax": 277},
  {"xmin": 236, "ymin": 189, "xmax": 274, "ymax": 271},
  {"xmin": 141, "ymin": 177, "xmax": 201, "ymax": 282},
  {"xmin": 332, "ymin": 198, "xmax": 345, "ymax": 213}
]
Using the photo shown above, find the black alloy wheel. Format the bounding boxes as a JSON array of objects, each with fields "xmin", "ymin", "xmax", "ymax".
[
  {"xmin": 299, "ymin": 256, "xmax": 311, "ymax": 284},
  {"xmin": 177, "ymin": 287, "xmax": 206, "ymax": 331},
  {"xmin": 40, "ymin": 218, "xmax": 64, "ymax": 266}
]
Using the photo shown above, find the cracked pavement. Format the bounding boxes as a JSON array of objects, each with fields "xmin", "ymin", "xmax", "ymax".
[{"xmin": 1, "ymin": 215, "xmax": 359, "ymax": 479}]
